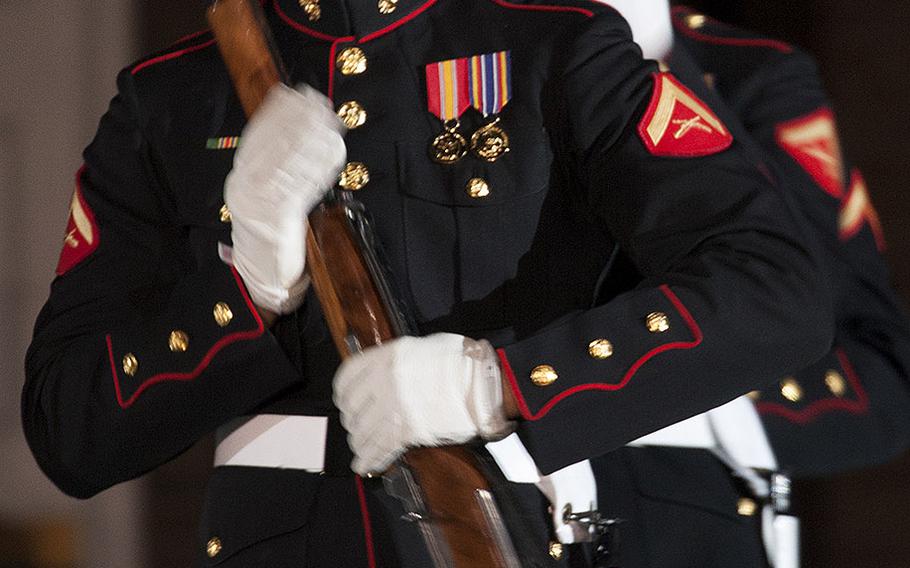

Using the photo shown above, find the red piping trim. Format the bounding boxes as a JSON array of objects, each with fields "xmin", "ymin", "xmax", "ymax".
[
  {"xmin": 500, "ymin": 284, "xmax": 703, "ymax": 421},
  {"xmin": 173, "ymin": 28, "xmax": 211, "ymax": 46},
  {"xmin": 671, "ymin": 6, "xmax": 793, "ymax": 54},
  {"xmin": 355, "ymin": 477, "xmax": 377, "ymax": 568},
  {"xmin": 756, "ymin": 347, "xmax": 870, "ymax": 424},
  {"xmin": 488, "ymin": 0, "xmax": 593, "ymax": 17},
  {"xmin": 108, "ymin": 266, "xmax": 265, "ymax": 409},
  {"xmin": 360, "ymin": 0, "xmax": 438, "ymax": 43},
  {"xmin": 131, "ymin": 39, "xmax": 217, "ymax": 75},
  {"xmin": 272, "ymin": 0, "xmax": 436, "ymax": 44}
]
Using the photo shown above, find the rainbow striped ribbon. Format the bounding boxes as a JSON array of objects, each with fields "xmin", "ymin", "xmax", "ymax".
[
  {"xmin": 206, "ymin": 136, "xmax": 241, "ymax": 150},
  {"xmin": 425, "ymin": 57, "xmax": 470, "ymax": 121},
  {"xmin": 468, "ymin": 51, "xmax": 512, "ymax": 117}
]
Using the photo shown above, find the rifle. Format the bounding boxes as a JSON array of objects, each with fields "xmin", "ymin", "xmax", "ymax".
[{"xmin": 206, "ymin": 2, "xmax": 537, "ymax": 566}]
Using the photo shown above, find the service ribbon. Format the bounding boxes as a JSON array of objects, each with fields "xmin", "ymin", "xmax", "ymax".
[
  {"xmin": 426, "ymin": 57, "xmax": 471, "ymax": 121},
  {"xmin": 468, "ymin": 51, "xmax": 512, "ymax": 117}
]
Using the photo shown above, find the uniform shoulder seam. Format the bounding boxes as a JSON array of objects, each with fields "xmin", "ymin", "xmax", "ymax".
[
  {"xmin": 487, "ymin": 0, "xmax": 596, "ymax": 18},
  {"xmin": 129, "ymin": 30, "xmax": 217, "ymax": 76},
  {"xmin": 671, "ymin": 6, "xmax": 793, "ymax": 54}
]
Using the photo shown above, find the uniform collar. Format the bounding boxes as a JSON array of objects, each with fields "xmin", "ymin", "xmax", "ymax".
[{"xmin": 270, "ymin": 0, "xmax": 434, "ymax": 40}]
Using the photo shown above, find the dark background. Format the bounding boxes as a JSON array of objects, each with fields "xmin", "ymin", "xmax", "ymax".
[{"xmin": 137, "ymin": 2, "xmax": 910, "ymax": 566}]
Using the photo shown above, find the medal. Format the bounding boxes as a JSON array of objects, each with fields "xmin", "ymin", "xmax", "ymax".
[
  {"xmin": 426, "ymin": 57, "xmax": 471, "ymax": 164},
  {"xmin": 431, "ymin": 119, "xmax": 468, "ymax": 164},
  {"xmin": 470, "ymin": 117, "xmax": 510, "ymax": 162},
  {"xmin": 468, "ymin": 50, "xmax": 512, "ymax": 162}
]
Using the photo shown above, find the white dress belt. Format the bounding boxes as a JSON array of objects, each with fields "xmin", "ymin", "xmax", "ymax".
[{"xmin": 212, "ymin": 400, "xmax": 798, "ymax": 566}]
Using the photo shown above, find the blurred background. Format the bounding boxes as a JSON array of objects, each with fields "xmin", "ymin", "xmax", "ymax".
[{"xmin": 1, "ymin": 1, "xmax": 908, "ymax": 566}]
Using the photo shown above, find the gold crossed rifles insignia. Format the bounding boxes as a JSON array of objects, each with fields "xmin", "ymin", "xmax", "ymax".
[{"xmin": 644, "ymin": 75, "xmax": 727, "ymax": 146}]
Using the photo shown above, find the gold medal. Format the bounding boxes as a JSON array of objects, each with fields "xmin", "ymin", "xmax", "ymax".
[
  {"xmin": 431, "ymin": 119, "xmax": 468, "ymax": 164},
  {"xmin": 470, "ymin": 118, "xmax": 510, "ymax": 162}
]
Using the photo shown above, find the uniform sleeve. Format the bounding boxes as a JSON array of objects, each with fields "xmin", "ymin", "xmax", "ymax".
[
  {"xmin": 737, "ymin": 49, "xmax": 910, "ymax": 476},
  {"xmin": 22, "ymin": 69, "xmax": 301, "ymax": 498},
  {"xmin": 497, "ymin": 14, "xmax": 834, "ymax": 474}
]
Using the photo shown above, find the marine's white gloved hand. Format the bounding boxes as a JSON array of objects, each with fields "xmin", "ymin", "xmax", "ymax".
[
  {"xmin": 333, "ymin": 333, "xmax": 515, "ymax": 476},
  {"xmin": 225, "ymin": 84, "xmax": 346, "ymax": 314}
]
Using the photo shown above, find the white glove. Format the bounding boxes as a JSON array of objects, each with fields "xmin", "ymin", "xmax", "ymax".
[
  {"xmin": 225, "ymin": 83, "xmax": 346, "ymax": 314},
  {"xmin": 333, "ymin": 333, "xmax": 515, "ymax": 476}
]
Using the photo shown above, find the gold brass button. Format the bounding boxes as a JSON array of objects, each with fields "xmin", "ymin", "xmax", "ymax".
[
  {"xmin": 737, "ymin": 497, "xmax": 757, "ymax": 516},
  {"xmin": 168, "ymin": 330, "xmax": 189, "ymax": 353},
  {"xmin": 548, "ymin": 541, "xmax": 564, "ymax": 560},
  {"xmin": 219, "ymin": 204, "xmax": 232, "ymax": 223},
  {"xmin": 780, "ymin": 377, "xmax": 803, "ymax": 403},
  {"xmin": 337, "ymin": 101, "xmax": 367, "ymax": 129},
  {"xmin": 299, "ymin": 0, "xmax": 321, "ymax": 21},
  {"xmin": 530, "ymin": 365, "xmax": 558, "ymax": 387},
  {"xmin": 337, "ymin": 47, "xmax": 367, "ymax": 76},
  {"xmin": 122, "ymin": 353, "xmax": 138, "ymax": 377},
  {"xmin": 339, "ymin": 162, "xmax": 370, "ymax": 190},
  {"xmin": 378, "ymin": 0, "xmax": 398, "ymax": 14},
  {"xmin": 747, "ymin": 390, "xmax": 761, "ymax": 401},
  {"xmin": 645, "ymin": 312, "xmax": 670, "ymax": 333},
  {"xmin": 825, "ymin": 370, "xmax": 847, "ymax": 397},
  {"xmin": 213, "ymin": 302, "xmax": 234, "ymax": 327},
  {"xmin": 686, "ymin": 13, "xmax": 707, "ymax": 29},
  {"xmin": 588, "ymin": 339, "xmax": 614, "ymax": 360},
  {"xmin": 466, "ymin": 177, "xmax": 490, "ymax": 199},
  {"xmin": 206, "ymin": 536, "xmax": 222, "ymax": 558}
]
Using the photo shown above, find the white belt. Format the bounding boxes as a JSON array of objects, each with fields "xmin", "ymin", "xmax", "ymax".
[
  {"xmin": 214, "ymin": 414, "xmax": 328, "ymax": 472},
  {"xmin": 487, "ymin": 395, "xmax": 800, "ymax": 567}
]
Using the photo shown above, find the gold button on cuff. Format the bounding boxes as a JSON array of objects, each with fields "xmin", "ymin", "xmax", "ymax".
[
  {"xmin": 825, "ymin": 370, "xmax": 847, "ymax": 397},
  {"xmin": 737, "ymin": 497, "xmax": 758, "ymax": 516},
  {"xmin": 299, "ymin": 0, "xmax": 321, "ymax": 21},
  {"xmin": 780, "ymin": 377, "xmax": 803, "ymax": 403},
  {"xmin": 213, "ymin": 302, "xmax": 234, "ymax": 327},
  {"xmin": 378, "ymin": 0, "xmax": 398, "ymax": 14},
  {"xmin": 746, "ymin": 390, "xmax": 762, "ymax": 401},
  {"xmin": 206, "ymin": 537, "xmax": 222, "ymax": 558},
  {"xmin": 122, "ymin": 353, "xmax": 138, "ymax": 377},
  {"xmin": 588, "ymin": 339, "xmax": 614, "ymax": 360},
  {"xmin": 466, "ymin": 177, "xmax": 490, "ymax": 198},
  {"xmin": 339, "ymin": 162, "xmax": 370, "ymax": 190},
  {"xmin": 530, "ymin": 365, "xmax": 558, "ymax": 387},
  {"xmin": 168, "ymin": 330, "xmax": 189, "ymax": 353},
  {"xmin": 337, "ymin": 101, "xmax": 367, "ymax": 129},
  {"xmin": 645, "ymin": 312, "xmax": 670, "ymax": 333},
  {"xmin": 548, "ymin": 541, "xmax": 564, "ymax": 560},
  {"xmin": 686, "ymin": 13, "xmax": 707, "ymax": 29},
  {"xmin": 219, "ymin": 204, "xmax": 232, "ymax": 223},
  {"xmin": 337, "ymin": 47, "xmax": 367, "ymax": 76}
]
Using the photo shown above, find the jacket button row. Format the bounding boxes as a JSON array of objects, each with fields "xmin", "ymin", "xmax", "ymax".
[
  {"xmin": 588, "ymin": 338, "xmax": 614, "ymax": 359},
  {"xmin": 339, "ymin": 162, "xmax": 370, "ymax": 191},
  {"xmin": 645, "ymin": 312, "xmax": 670, "ymax": 333},
  {"xmin": 824, "ymin": 370, "xmax": 846, "ymax": 397},
  {"xmin": 122, "ymin": 353, "xmax": 139, "ymax": 377},
  {"xmin": 378, "ymin": 0, "xmax": 398, "ymax": 14},
  {"xmin": 530, "ymin": 364, "xmax": 558, "ymax": 387},
  {"xmin": 737, "ymin": 497, "xmax": 757, "ymax": 516},
  {"xmin": 300, "ymin": 0, "xmax": 320, "ymax": 22},
  {"xmin": 337, "ymin": 47, "xmax": 367, "ymax": 76},
  {"xmin": 206, "ymin": 536, "xmax": 222, "ymax": 558},
  {"xmin": 214, "ymin": 302, "xmax": 233, "ymax": 327},
  {"xmin": 779, "ymin": 377, "xmax": 803, "ymax": 402},
  {"xmin": 337, "ymin": 100, "xmax": 367, "ymax": 129}
]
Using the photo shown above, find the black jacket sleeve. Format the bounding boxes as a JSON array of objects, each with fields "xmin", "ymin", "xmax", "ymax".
[
  {"xmin": 22, "ymin": 69, "xmax": 301, "ymax": 498},
  {"xmin": 497, "ymin": 14, "xmax": 833, "ymax": 474}
]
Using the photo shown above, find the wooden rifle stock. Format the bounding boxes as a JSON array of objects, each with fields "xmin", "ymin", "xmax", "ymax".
[{"xmin": 207, "ymin": 2, "xmax": 520, "ymax": 566}]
